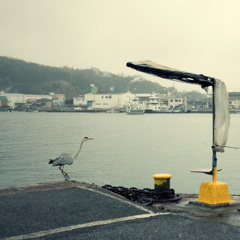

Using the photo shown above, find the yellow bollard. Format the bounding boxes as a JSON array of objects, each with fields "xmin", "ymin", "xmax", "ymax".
[
  {"xmin": 153, "ymin": 174, "xmax": 172, "ymax": 192},
  {"xmin": 198, "ymin": 181, "xmax": 231, "ymax": 204},
  {"xmin": 198, "ymin": 166, "xmax": 231, "ymax": 204}
]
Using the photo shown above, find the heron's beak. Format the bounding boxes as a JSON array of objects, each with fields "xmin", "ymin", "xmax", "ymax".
[{"xmin": 88, "ymin": 138, "xmax": 94, "ymax": 140}]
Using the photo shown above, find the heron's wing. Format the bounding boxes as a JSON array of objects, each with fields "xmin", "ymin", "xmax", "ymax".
[
  {"xmin": 126, "ymin": 60, "xmax": 214, "ymax": 88},
  {"xmin": 51, "ymin": 153, "xmax": 74, "ymax": 166}
]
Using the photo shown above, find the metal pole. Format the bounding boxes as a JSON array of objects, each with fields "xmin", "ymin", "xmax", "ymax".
[{"xmin": 212, "ymin": 84, "xmax": 217, "ymax": 183}]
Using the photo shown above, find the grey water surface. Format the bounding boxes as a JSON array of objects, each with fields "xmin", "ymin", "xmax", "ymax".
[{"xmin": 0, "ymin": 111, "xmax": 240, "ymax": 194}]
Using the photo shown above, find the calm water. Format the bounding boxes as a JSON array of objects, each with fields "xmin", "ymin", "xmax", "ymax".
[{"xmin": 0, "ymin": 112, "xmax": 240, "ymax": 194}]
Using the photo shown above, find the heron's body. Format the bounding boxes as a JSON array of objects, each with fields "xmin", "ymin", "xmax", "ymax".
[
  {"xmin": 49, "ymin": 153, "xmax": 74, "ymax": 166},
  {"xmin": 49, "ymin": 137, "xmax": 94, "ymax": 180}
]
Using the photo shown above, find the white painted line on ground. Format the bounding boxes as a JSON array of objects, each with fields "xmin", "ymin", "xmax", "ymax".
[
  {"xmin": 3, "ymin": 212, "xmax": 170, "ymax": 240},
  {"xmin": 77, "ymin": 185, "xmax": 154, "ymax": 214}
]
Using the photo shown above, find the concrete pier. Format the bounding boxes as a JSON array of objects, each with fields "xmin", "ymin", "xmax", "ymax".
[{"xmin": 1, "ymin": 181, "xmax": 240, "ymax": 239}]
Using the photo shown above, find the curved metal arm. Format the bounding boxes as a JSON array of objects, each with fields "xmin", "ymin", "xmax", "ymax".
[{"xmin": 126, "ymin": 61, "xmax": 215, "ymax": 88}]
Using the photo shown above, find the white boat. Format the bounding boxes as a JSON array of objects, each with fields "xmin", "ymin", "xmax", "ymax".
[
  {"xmin": 172, "ymin": 105, "xmax": 185, "ymax": 113},
  {"xmin": 126, "ymin": 98, "xmax": 144, "ymax": 115},
  {"xmin": 144, "ymin": 96, "xmax": 170, "ymax": 113}
]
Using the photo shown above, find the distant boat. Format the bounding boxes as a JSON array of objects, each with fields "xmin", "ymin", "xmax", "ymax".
[
  {"xmin": 172, "ymin": 105, "xmax": 185, "ymax": 113},
  {"xmin": 126, "ymin": 97, "xmax": 144, "ymax": 115},
  {"xmin": 144, "ymin": 96, "xmax": 170, "ymax": 113}
]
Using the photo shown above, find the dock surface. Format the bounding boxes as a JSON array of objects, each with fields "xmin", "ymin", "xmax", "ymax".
[{"xmin": 1, "ymin": 181, "xmax": 240, "ymax": 239}]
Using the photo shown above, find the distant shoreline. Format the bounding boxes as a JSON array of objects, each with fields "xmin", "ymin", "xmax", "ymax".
[{"xmin": 1, "ymin": 109, "xmax": 240, "ymax": 114}]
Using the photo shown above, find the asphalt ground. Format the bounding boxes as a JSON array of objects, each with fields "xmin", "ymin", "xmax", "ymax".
[{"xmin": 1, "ymin": 181, "xmax": 240, "ymax": 240}]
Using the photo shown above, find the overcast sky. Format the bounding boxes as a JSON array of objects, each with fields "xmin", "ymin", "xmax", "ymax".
[{"xmin": 1, "ymin": 0, "xmax": 240, "ymax": 92}]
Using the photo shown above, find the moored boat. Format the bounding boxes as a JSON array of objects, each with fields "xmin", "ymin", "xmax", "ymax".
[
  {"xmin": 126, "ymin": 97, "xmax": 144, "ymax": 115},
  {"xmin": 144, "ymin": 96, "xmax": 170, "ymax": 113}
]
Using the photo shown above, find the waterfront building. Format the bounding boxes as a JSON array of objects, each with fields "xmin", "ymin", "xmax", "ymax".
[
  {"xmin": 0, "ymin": 96, "xmax": 9, "ymax": 111},
  {"xmin": 52, "ymin": 99, "xmax": 65, "ymax": 109},
  {"xmin": 84, "ymin": 91, "xmax": 134, "ymax": 110},
  {"xmin": 0, "ymin": 93, "xmax": 52, "ymax": 108},
  {"xmin": 76, "ymin": 84, "xmax": 134, "ymax": 111},
  {"xmin": 229, "ymin": 92, "xmax": 240, "ymax": 109},
  {"xmin": 36, "ymin": 98, "xmax": 53, "ymax": 109},
  {"xmin": 81, "ymin": 86, "xmax": 186, "ymax": 112},
  {"xmin": 73, "ymin": 96, "xmax": 88, "ymax": 108},
  {"xmin": 0, "ymin": 96, "xmax": 8, "ymax": 106},
  {"xmin": 0, "ymin": 92, "xmax": 65, "ymax": 109},
  {"xmin": 49, "ymin": 92, "xmax": 66, "ymax": 102},
  {"xmin": 168, "ymin": 98, "xmax": 184, "ymax": 109}
]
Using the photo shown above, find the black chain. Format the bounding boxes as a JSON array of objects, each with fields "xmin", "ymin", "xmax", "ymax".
[{"xmin": 102, "ymin": 185, "xmax": 181, "ymax": 205}]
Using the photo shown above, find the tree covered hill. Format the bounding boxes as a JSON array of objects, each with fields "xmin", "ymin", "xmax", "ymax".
[{"xmin": 0, "ymin": 56, "xmax": 171, "ymax": 100}]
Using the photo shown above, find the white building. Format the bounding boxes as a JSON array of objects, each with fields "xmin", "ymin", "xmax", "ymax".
[
  {"xmin": 49, "ymin": 92, "xmax": 65, "ymax": 102},
  {"xmin": 168, "ymin": 98, "xmax": 184, "ymax": 109},
  {"xmin": 229, "ymin": 92, "xmax": 240, "ymax": 109},
  {"xmin": 84, "ymin": 92, "xmax": 135, "ymax": 110},
  {"xmin": 78, "ymin": 85, "xmax": 185, "ymax": 111},
  {"xmin": 73, "ymin": 96, "xmax": 88, "ymax": 106},
  {"xmin": 0, "ymin": 92, "xmax": 65, "ymax": 108}
]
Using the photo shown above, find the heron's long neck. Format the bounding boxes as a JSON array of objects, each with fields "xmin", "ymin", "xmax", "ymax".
[{"xmin": 73, "ymin": 140, "xmax": 85, "ymax": 158}]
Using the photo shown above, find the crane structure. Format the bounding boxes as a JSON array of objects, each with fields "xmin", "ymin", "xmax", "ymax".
[{"xmin": 127, "ymin": 60, "xmax": 231, "ymax": 205}]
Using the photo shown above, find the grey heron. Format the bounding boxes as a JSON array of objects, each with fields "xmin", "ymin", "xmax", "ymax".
[{"xmin": 49, "ymin": 137, "xmax": 94, "ymax": 180}]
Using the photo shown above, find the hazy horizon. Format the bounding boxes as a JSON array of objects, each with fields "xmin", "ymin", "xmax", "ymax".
[{"xmin": 1, "ymin": 0, "xmax": 240, "ymax": 93}]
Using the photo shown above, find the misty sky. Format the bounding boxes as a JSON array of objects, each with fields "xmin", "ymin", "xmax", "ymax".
[{"xmin": 1, "ymin": 0, "xmax": 240, "ymax": 92}]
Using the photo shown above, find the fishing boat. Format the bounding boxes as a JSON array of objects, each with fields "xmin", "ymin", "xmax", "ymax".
[{"xmin": 126, "ymin": 97, "xmax": 144, "ymax": 115}]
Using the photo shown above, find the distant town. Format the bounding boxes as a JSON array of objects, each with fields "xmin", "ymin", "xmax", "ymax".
[{"xmin": 1, "ymin": 84, "xmax": 240, "ymax": 114}]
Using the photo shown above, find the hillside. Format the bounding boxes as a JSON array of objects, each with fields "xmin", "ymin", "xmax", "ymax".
[{"xmin": 0, "ymin": 56, "xmax": 170, "ymax": 100}]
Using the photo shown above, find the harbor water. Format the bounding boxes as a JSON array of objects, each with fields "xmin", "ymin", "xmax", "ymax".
[{"xmin": 0, "ymin": 112, "xmax": 240, "ymax": 194}]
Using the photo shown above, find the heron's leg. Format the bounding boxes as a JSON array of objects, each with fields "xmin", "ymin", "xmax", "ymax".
[
  {"xmin": 59, "ymin": 166, "xmax": 66, "ymax": 179},
  {"xmin": 62, "ymin": 165, "xmax": 70, "ymax": 179},
  {"xmin": 59, "ymin": 165, "xmax": 70, "ymax": 180}
]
